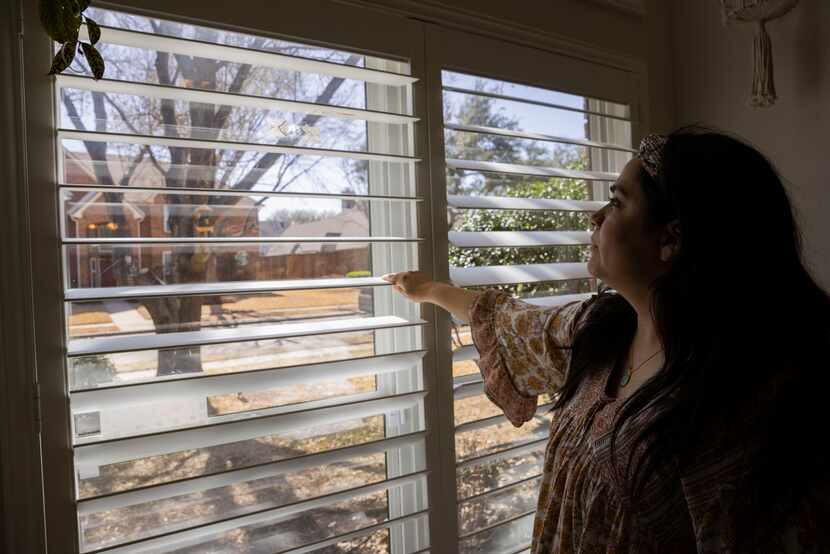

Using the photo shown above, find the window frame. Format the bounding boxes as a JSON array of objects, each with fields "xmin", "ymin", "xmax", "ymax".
[
  {"xmin": 6, "ymin": 1, "xmax": 648, "ymax": 552},
  {"xmin": 20, "ymin": 2, "xmax": 437, "ymax": 552},
  {"xmin": 422, "ymin": 23, "xmax": 644, "ymax": 551}
]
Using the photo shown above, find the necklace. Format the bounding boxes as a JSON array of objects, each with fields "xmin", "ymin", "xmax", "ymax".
[{"xmin": 620, "ymin": 348, "xmax": 663, "ymax": 387}]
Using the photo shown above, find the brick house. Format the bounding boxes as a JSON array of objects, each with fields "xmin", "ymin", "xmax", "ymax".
[{"xmin": 63, "ymin": 147, "xmax": 370, "ymax": 288}]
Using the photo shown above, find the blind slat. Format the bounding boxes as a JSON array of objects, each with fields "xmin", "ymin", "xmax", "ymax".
[
  {"xmin": 59, "ymin": 129, "xmax": 420, "ymax": 164},
  {"xmin": 458, "ymin": 510, "xmax": 535, "ymax": 540},
  {"xmin": 72, "ymin": 351, "xmax": 425, "ymax": 410},
  {"xmin": 61, "ymin": 183, "xmax": 421, "ymax": 203},
  {"xmin": 447, "ymin": 194, "xmax": 604, "ymax": 212},
  {"xmin": 450, "ymin": 262, "xmax": 591, "ymax": 287},
  {"xmin": 57, "ymin": 74, "xmax": 418, "ymax": 125},
  {"xmin": 452, "ymin": 373, "xmax": 482, "ymax": 389},
  {"xmin": 91, "ymin": 472, "xmax": 427, "ymax": 554},
  {"xmin": 446, "ymin": 159, "xmax": 617, "ymax": 181},
  {"xmin": 64, "ymin": 236, "xmax": 419, "ymax": 245},
  {"xmin": 457, "ymin": 438, "xmax": 547, "ymax": 470},
  {"xmin": 66, "ymin": 276, "xmax": 392, "ymax": 302},
  {"xmin": 75, "ymin": 391, "xmax": 426, "ymax": 468},
  {"xmin": 452, "ymin": 345, "xmax": 479, "ymax": 363},
  {"xmin": 78, "ymin": 432, "xmax": 426, "ymax": 515},
  {"xmin": 283, "ymin": 511, "xmax": 429, "ymax": 554},
  {"xmin": 448, "ymin": 231, "xmax": 591, "ymax": 248},
  {"xmin": 455, "ymin": 403, "xmax": 553, "ymax": 434},
  {"xmin": 453, "ymin": 381, "xmax": 484, "ymax": 400},
  {"xmin": 81, "ymin": 25, "xmax": 418, "ymax": 87},
  {"xmin": 68, "ymin": 315, "xmax": 425, "ymax": 356},
  {"xmin": 445, "ymin": 123, "xmax": 635, "ymax": 153},
  {"xmin": 442, "ymin": 85, "xmax": 631, "ymax": 122}
]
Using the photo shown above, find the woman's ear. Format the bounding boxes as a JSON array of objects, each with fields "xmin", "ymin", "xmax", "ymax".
[{"xmin": 659, "ymin": 220, "xmax": 681, "ymax": 262}]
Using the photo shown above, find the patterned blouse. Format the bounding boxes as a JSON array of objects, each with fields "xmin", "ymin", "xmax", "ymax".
[{"xmin": 469, "ymin": 290, "xmax": 828, "ymax": 553}]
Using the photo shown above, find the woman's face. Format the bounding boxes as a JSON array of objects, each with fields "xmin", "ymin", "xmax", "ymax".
[{"xmin": 587, "ymin": 158, "xmax": 672, "ymax": 292}]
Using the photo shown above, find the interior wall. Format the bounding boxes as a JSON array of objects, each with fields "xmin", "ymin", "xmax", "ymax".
[
  {"xmin": 671, "ymin": 0, "xmax": 830, "ymax": 289},
  {"xmin": 359, "ymin": 0, "xmax": 676, "ymax": 133}
]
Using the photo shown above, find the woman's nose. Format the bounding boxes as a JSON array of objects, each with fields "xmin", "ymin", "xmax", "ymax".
[{"xmin": 590, "ymin": 206, "xmax": 605, "ymax": 229}]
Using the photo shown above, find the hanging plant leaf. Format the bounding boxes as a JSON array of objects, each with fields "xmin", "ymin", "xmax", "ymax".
[
  {"xmin": 85, "ymin": 17, "xmax": 101, "ymax": 45},
  {"xmin": 80, "ymin": 41, "xmax": 105, "ymax": 80},
  {"xmin": 48, "ymin": 40, "xmax": 77, "ymax": 75},
  {"xmin": 39, "ymin": 0, "xmax": 81, "ymax": 43},
  {"xmin": 39, "ymin": 0, "xmax": 105, "ymax": 78}
]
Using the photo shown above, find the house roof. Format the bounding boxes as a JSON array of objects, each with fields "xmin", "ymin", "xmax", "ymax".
[{"xmin": 262, "ymin": 208, "xmax": 370, "ymax": 256}]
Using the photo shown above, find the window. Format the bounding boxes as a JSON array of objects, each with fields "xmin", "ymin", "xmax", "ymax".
[
  {"xmin": 427, "ymin": 27, "xmax": 635, "ymax": 553},
  {"xmin": 443, "ymin": 72, "xmax": 632, "ymax": 551},
  {"xmin": 20, "ymin": 4, "xmax": 646, "ymax": 554},
  {"xmin": 55, "ymin": 8, "xmax": 427, "ymax": 553}
]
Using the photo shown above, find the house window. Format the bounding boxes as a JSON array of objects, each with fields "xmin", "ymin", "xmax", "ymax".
[
  {"xmin": 441, "ymin": 70, "xmax": 632, "ymax": 552},
  {"xmin": 22, "ymin": 3, "xmax": 648, "ymax": 552},
  {"xmin": 55, "ymin": 7, "xmax": 425, "ymax": 553}
]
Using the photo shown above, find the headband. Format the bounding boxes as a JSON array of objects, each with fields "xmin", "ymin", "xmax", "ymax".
[{"xmin": 637, "ymin": 133, "xmax": 668, "ymax": 181}]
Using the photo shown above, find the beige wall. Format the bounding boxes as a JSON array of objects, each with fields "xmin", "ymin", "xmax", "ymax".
[{"xmin": 671, "ymin": 0, "xmax": 830, "ymax": 289}]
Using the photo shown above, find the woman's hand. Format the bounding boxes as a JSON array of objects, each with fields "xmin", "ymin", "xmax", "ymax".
[
  {"xmin": 382, "ymin": 271, "xmax": 480, "ymax": 323},
  {"xmin": 382, "ymin": 271, "xmax": 436, "ymax": 303}
]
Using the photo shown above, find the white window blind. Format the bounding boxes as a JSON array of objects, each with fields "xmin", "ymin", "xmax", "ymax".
[
  {"xmin": 56, "ymin": 8, "xmax": 428, "ymax": 553},
  {"xmin": 440, "ymin": 71, "xmax": 633, "ymax": 553}
]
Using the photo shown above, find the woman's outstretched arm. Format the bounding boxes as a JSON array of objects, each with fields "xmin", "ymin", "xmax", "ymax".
[{"xmin": 382, "ymin": 271, "xmax": 479, "ymax": 323}]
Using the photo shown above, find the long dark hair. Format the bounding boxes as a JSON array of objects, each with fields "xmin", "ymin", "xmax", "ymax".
[{"xmin": 552, "ymin": 126, "xmax": 830, "ymax": 550}]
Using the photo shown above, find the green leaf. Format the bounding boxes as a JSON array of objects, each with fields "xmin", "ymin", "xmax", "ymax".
[
  {"xmin": 80, "ymin": 42, "xmax": 105, "ymax": 80},
  {"xmin": 48, "ymin": 40, "xmax": 77, "ymax": 75},
  {"xmin": 85, "ymin": 17, "xmax": 100, "ymax": 45},
  {"xmin": 39, "ymin": 0, "xmax": 81, "ymax": 42}
]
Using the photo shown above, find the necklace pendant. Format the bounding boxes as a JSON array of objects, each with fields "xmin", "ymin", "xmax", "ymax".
[{"xmin": 620, "ymin": 369, "xmax": 631, "ymax": 387}]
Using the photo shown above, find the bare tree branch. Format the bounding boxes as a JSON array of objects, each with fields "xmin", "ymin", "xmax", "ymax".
[
  {"xmin": 231, "ymin": 54, "xmax": 362, "ymax": 192},
  {"xmin": 61, "ymin": 90, "xmax": 116, "ymax": 187},
  {"xmin": 118, "ymin": 147, "xmax": 148, "ymax": 187}
]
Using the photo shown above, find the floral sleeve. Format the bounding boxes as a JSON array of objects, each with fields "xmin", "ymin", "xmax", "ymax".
[{"xmin": 468, "ymin": 289, "xmax": 596, "ymax": 427}]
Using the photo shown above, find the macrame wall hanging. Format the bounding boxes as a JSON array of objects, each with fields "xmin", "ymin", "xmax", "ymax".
[{"xmin": 720, "ymin": 0, "xmax": 800, "ymax": 108}]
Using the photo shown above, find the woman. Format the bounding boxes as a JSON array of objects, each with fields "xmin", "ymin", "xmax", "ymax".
[{"xmin": 383, "ymin": 127, "xmax": 830, "ymax": 553}]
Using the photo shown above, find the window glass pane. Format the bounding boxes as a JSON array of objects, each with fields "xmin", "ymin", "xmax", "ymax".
[
  {"xmin": 442, "ymin": 70, "xmax": 628, "ymax": 118},
  {"xmin": 67, "ymin": 287, "xmax": 401, "ymax": 339},
  {"xmin": 452, "ymin": 359, "xmax": 479, "ymax": 378},
  {"xmin": 458, "ymin": 476, "xmax": 541, "ymax": 536},
  {"xmin": 466, "ymin": 280, "xmax": 595, "ymax": 300},
  {"xmin": 450, "ymin": 246, "xmax": 590, "ymax": 269},
  {"xmin": 443, "ymin": 89, "xmax": 631, "ymax": 144},
  {"xmin": 458, "ymin": 513, "xmax": 533, "ymax": 554},
  {"xmin": 445, "ymin": 130, "xmax": 591, "ymax": 168},
  {"xmin": 60, "ymin": 89, "xmax": 410, "ymax": 156},
  {"xmin": 61, "ymin": 139, "xmax": 416, "ymax": 196},
  {"xmin": 320, "ymin": 528, "xmax": 391, "ymax": 554},
  {"xmin": 448, "ymin": 209, "xmax": 592, "ymax": 233},
  {"xmin": 455, "ymin": 415, "xmax": 551, "ymax": 463},
  {"xmin": 457, "ymin": 447, "xmax": 544, "ymax": 499},
  {"xmin": 54, "ymin": 8, "xmax": 425, "ymax": 553},
  {"xmin": 77, "ymin": 416, "xmax": 407, "ymax": 498},
  {"xmin": 447, "ymin": 171, "xmax": 604, "ymax": 199},
  {"xmin": 444, "ymin": 65, "xmax": 629, "ymax": 549},
  {"xmin": 62, "ymin": 188, "xmax": 416, "ymax": 239},
  {"xmin": 69, "ymin": 328, "xmax": 418, "ymax": 389},
  {"xmin": 81, "ymin": 479, "xmax": 427, "ymax": 552},
  {"xmin": 64, "ymin": 241, "xmax": 417, "ymax": 289},
  {"xmin": 81, "ymin": 452, "xmax": 391, "ymax": 548},
  {"xmin": 454, "ymin": 393, "xmax": 501, "ymax": 427}
]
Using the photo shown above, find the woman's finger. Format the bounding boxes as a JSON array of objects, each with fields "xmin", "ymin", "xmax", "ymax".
[{"xmin": 381, "ymin": 273, "xmax": 398, "ymax": 284}]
